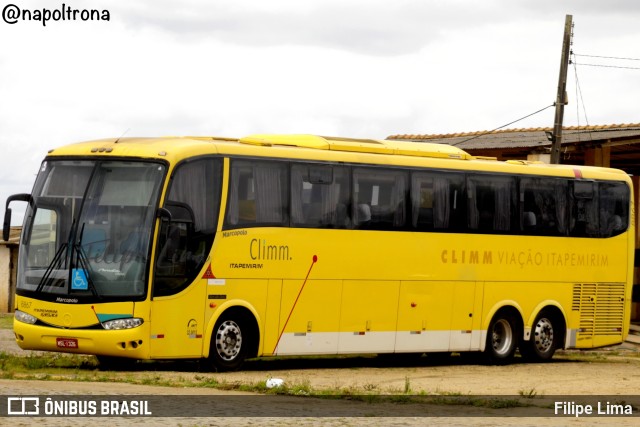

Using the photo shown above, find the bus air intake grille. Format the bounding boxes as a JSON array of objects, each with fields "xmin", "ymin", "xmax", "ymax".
[{"xmin": 572, "ymin": 283, "xmax": 625, "ymax": 337}]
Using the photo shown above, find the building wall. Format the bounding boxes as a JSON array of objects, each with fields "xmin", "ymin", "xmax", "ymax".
[
  {"xmin": 0, "ymin": 245, "xmax": 11, "ymax": 313},
  {"xmin": 0, "ymin": 244, "xmax": 17, "ymax": 313}
]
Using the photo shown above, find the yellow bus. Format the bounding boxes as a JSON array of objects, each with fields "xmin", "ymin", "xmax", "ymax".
[{"xmin": 3, "ymin": 134, "xmax": 634, "ymax": 370}]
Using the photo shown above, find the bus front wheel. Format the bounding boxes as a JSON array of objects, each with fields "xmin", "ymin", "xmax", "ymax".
[
  {"xmin": 484, "ymin": 313, "xmax": 518, "ymax": 364},
  {"xmin": 521, "ymin": 310, "xmax": 560, "ymax": 362},
  {"xmin": 208, "ymin": 315, "xmax": 249, "ymax": 371}
]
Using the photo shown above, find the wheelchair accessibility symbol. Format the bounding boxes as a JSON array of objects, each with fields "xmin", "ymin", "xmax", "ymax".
[{"xmin": 71, "ymin": 269, "xmax": 88, "ymax": 290}]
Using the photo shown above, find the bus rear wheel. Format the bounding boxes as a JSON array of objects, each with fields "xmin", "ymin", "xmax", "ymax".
[
  {"xmin": 484, "ymin": 313, "xmax": 518, "ymax": 364},
  {"xmin": 208, "ymin": 315, "xmax": 249, "ymax": 371},
  {"xmin": 521, "ymin": 310, "xmax": 560, "ymax": 362}
]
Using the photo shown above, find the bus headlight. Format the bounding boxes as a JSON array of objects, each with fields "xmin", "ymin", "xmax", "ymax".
[
  {"xmin": 102, "ymin": 318, "xmax": 143, "ymax": 330},
  {"xmin": 15, "ymin": 310, "xmax": 38, "ymax": 325}
]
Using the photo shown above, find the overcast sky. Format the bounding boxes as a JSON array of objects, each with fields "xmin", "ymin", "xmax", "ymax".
[{"xmin": 1, "ymin": 0, "xmax": 639, "ymax": 225}]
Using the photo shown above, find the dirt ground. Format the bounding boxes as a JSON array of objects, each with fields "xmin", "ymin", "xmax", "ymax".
[{"xmin": 2, "ymin": 328, "xmax": 640, "ymax": 426}]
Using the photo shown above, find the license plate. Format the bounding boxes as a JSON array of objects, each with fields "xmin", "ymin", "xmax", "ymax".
[{"xmin": 56, "ymin": 338, "xmax": 78, "ymax": 349}]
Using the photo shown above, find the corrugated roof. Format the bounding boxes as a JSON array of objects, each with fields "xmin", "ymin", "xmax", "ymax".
[{"xmin": 387, "ymin": 123, "xmax": 640, "ymax": 151}]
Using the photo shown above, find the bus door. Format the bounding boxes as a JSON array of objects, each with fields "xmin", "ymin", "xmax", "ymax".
[
  {"xmin": 148, "ymin": 158, "xmax": 222, "ymax": 358},
  {"xmin": 149, "ymin": 205, "xmax": 208, "ymax": 358}
]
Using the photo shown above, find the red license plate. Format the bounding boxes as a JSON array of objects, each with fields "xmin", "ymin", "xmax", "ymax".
[{"xmin": 56, "ymin": 338, "xmax": 78, "ymax": 349}]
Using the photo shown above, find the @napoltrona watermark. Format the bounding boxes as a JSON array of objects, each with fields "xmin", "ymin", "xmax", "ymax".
[{"xmin": 2, "ymin": 3, "xmax": 110, "ymax": 26}]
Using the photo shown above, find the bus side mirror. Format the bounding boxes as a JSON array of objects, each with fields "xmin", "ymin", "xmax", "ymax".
[
  {"xmin": 3, "ymin": 193, "xmax": 32, "ymax": 241},
  {"xmin": 2, "ymin": 208, "xmax": 11, "ymax": 242}
]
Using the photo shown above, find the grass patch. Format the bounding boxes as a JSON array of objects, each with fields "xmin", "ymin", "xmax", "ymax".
[
  {"xmin": 0, "ymin": 314, "xmax": 13, "ymax": 329},
  {"xmin": 557, "ymin": 349, "xmax": 640, "ymax": 362},
  {"xmin": 518, "ymin": 388, "xmax": 538, "ymax": 398},
  {"xmin": 0, "ymin": 351, "xmax": 97, "ymax": 373}
]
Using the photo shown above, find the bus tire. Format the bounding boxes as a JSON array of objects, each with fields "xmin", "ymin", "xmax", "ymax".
[
  {"xmin": 484, "ymin": 312, "xmax": 518, "ymax": 364},
  {"xmin": 209, "ymin": 314, "xmax": 250, "ymax": 371},
  {"xmin": 521, "ymin": 310, "xmax": 560, "ymax": 362}
]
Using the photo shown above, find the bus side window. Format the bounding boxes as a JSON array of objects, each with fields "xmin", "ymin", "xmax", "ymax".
[
  {"xmin": 468, "ymin": 175, "xmax": 515, "ymax": 233},
  {"xmin": 570, "ymin": 180, "xmax": 599, "ymax": 237},
  {"xmin": 411, "ymin": 171, "xmax": 465, "ymax": 232},
  {"xmin": 291, "ymin": 164, "xmax": 350, "ymax": 228},
  {"xmin": 411, "ymin": 174, "xmax": 434, "ymax": 230},
  {"xmin": 353, "ymin": 168, "xmax": 408, "ymax": 230},
  {"xmin": 519, "ymin": 177, "xmax": 568, "ymax": 236},
  {"xmin": 599, "ymin": 181, "xmax": 630, "ymax": 237},
  {"xmin": 225, "ymin": 160, "xmax": 289, "ymax": 228}
]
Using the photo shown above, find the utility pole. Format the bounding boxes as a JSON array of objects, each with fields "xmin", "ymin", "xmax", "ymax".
[{"xmin": 550, "ymin": 14, "xmax": 573, "ymax": 164}]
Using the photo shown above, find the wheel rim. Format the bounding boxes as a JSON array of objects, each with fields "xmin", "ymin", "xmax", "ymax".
[
  {"xmin": 491, "ymin": 319, "xmax": 513, "ymax": 355},
  {"xmin": 533, "ymin": 318, "xmax": 554, "ymax": 354},
  {"xmin": 215, "ymin": 320, "xmax": 242, "ymax": 361}
]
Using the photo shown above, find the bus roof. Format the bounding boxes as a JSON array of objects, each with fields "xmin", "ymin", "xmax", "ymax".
[
  {"xmin": 45, "ymin": 134, "xmax": 631, "ymax": 182},
  {"xmin": 48, "ymin": 134, "xmax": 471, "ymax": 159},
  {"xmin": 234, "ymin": 134, "xmax": 473, "ymax": 160}
]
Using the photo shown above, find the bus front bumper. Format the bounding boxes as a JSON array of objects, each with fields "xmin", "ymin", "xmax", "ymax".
[{"xmin": 13, "ymin": 320, "xmax": 150, "ymax": 359}]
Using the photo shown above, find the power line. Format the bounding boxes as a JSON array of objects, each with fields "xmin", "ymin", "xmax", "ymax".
[
  {"xmin": 573, "ymin": 62, "xmax": 640, "ymax": 70},
  {"xmin": 572, "ymin": 52, "xmax": 640, "ymax": 69},
  {"xmin": 573, "ymin": 53, "xmax": 640, "ymax": 61},
  {"xmin": 450, "ymin": 104, "xmax": 555, "ymax": 146}
]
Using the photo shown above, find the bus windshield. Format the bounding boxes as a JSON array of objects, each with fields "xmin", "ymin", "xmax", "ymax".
[{"xmin": 17, "ymin": 160, "xmax": 166, "ymax": 301}]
